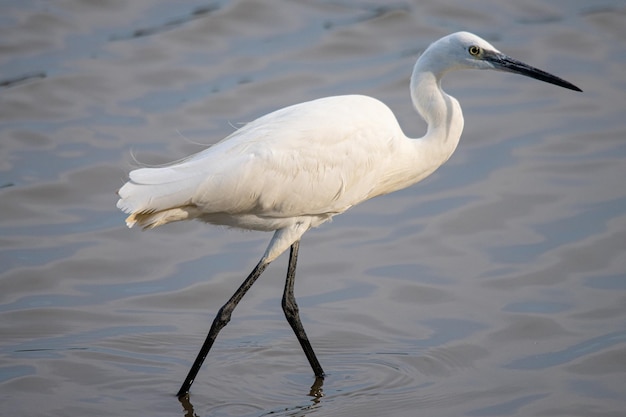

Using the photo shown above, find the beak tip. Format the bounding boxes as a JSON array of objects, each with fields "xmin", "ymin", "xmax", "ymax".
[
  {"xmin": 491, "ymin": 54, "xmax": 582, "ymax": 93},
  {"xmin": 565, "ymin": 82, "xmax": 583, "ymax": 93}
]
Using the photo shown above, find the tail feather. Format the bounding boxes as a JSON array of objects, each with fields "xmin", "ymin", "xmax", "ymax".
[
  {"xmin": 117, "ymin": 165, "xmax": 208, "ymax": 228},
  {"xmin": 128, "ymin": 166, "xmax": 187, "ymax": 185},
  {"xmin": 124, "ymin": 207, "xmax": 197, "ymax": 229}
]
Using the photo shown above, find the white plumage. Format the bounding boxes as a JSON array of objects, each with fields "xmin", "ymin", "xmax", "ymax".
[
  {"xmin": 117, "ymin": 93, "xmax": 453, "ymax": 260},
  {"xmin": 116, "ymin": 32, "xmax": 581, "ymax": 396}
]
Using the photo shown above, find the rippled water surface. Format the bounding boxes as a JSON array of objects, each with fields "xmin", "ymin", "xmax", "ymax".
[{"xmin": 2, "ymin": 1, "xmax": 625, "ymax": 416}]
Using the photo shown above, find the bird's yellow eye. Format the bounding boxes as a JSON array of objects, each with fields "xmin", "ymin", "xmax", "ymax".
[{"xmin": 468, "ymin": 45, "xmax": 481, "ymax": 56}]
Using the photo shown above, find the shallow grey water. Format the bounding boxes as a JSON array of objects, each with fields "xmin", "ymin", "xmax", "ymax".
[{"xmin": 1, "ymin": 1, "xmax": 625, "ymax": 416}]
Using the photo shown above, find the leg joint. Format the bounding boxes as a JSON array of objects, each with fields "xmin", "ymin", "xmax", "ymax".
[{"xmin": 282, "ymin": 296, "xmax": 300, "ymax": 318}]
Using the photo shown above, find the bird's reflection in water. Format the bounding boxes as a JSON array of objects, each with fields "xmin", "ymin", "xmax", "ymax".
[
  {"xmin": 178, "ymin": 393, "xmax": 196, "ymax": 417},
  {"xmin": 178, "ymin": 377, "xmax": 325, "ymax": 416}
]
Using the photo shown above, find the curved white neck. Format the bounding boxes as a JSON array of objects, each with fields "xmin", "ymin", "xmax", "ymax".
[
  {"xmin": 410, "ymin": 60, "xmax": 464, "ymax": 151},
  {"xmin": 368, "ymin": 65, "xmax": 465, "ymax": 199}
]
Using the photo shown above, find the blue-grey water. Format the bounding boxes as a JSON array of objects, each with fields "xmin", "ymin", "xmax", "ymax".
[{"xmin": 1, "ymin": 1, "xmax": 625, "ymax": 416}]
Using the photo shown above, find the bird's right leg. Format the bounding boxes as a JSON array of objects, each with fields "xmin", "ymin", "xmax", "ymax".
[
  {"xmin": 177, "ymin": 259, "xmax": 269, "ymax": 398},
  {"xmin": 282, "ymin": 241, "xmax": 326, "ymax": 379}
]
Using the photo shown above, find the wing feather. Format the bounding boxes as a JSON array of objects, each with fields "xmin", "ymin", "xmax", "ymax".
[{"xmin": 117, "ymin": 95, "xmax": 406, "ymax": 228}]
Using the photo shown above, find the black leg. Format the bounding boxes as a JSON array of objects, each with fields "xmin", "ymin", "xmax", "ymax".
[
  {"xmin": 177, "ymin": 260, "xmax": 269, "ymax": 397},
  {"xmin": 282, "ymin": 241, "xmax": 325, "ymax": 378}
]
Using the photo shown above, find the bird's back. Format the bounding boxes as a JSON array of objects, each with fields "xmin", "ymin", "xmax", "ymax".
[{"xmin": 117, "ymin": 95, "xmax": 409, "ymax": 230}]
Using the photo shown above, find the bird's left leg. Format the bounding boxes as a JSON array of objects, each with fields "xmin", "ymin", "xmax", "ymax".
[
  {"xmin": 282, "ymin": 241, "xmax": 325, "ymax": 378},
  {"xmin": 177, "ymin": 259, "xmax": 269, "ymax": 397}
]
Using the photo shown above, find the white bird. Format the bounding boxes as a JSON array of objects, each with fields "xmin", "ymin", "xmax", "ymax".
[{"xmin": 117, "ymin": 31, "xmax": 581, "ymax": 397}]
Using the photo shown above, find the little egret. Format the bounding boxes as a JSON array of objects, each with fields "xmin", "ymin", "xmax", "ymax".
[{"xmin": 117, "ymin": 31, "xmax": 581, "ymax": 397}]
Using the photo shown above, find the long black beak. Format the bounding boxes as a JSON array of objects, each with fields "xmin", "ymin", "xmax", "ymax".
[{"xmin": 486, "ymin": 52, "xmax": 582, "ymax": 92}]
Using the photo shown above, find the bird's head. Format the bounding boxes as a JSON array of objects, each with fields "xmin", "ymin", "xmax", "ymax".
[{"xmin": 424, "ymin": 31, "xmax": 582, "ymax": 92}]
